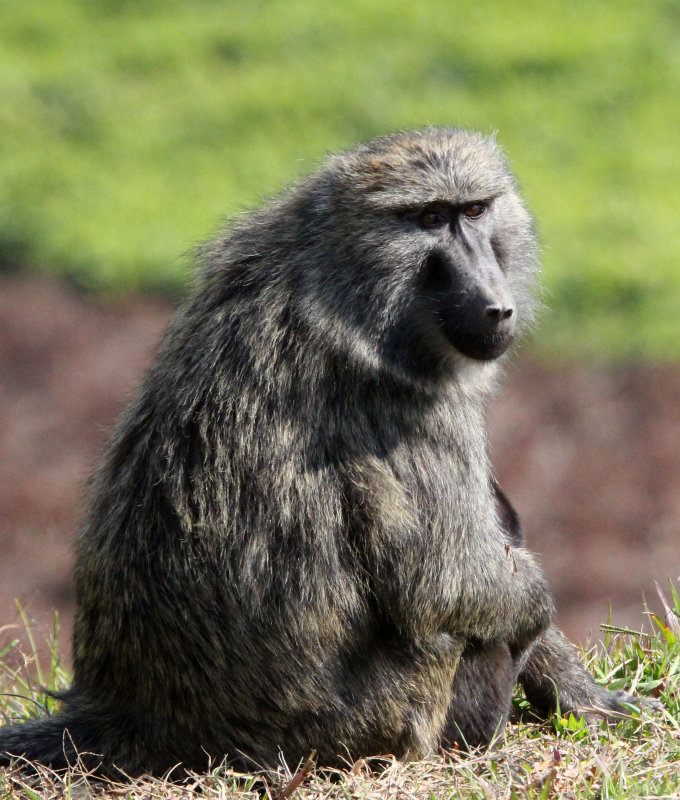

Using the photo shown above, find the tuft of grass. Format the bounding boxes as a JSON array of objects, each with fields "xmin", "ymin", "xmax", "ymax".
[
  {"xmin": 0, "ymin": 606, "xmax": 69, "ymax": 728},
  {"xmin": 1, "ymin": 586, "xmax": 679, "ymax": 798}
]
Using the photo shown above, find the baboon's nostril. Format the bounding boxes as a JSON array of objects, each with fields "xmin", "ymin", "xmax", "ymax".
[{"xmin": 486, "ymin": 304, "xmax": 514, "ymax": 322}]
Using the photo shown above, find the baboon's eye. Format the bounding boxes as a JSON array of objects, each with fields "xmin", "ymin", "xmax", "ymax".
[
  {"xmin": 418, "ymin": 209, "xmax": 448, "ymax": 230},
  {"xmin": 462, "ymin": 202, "xmax": 487, "ymax": 219}
]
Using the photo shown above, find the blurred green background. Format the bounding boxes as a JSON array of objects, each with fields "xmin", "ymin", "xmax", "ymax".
[{"xmin": 1, "ymin": 0, "xmax": 679, "ymax": 359}]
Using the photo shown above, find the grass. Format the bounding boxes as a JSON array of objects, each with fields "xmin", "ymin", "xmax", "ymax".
[
  {"xmin": 1, "ymin": 0, "xmax": 680, "ymax": 358},
  {"xmin": 1, "ymin": 587, "xmax": 679, "ymax": 799}
]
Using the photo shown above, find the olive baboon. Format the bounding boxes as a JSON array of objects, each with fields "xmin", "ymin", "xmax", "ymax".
[{"xmin": 0, "ymin": 128, "xmax": 648, "ymax": 776}]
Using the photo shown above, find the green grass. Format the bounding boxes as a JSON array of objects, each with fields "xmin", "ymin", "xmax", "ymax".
[
  {"xmin": 1, "ymin": 0, "xmax": 679, "ymax": 358},
  {"xmin": 1, "ymin": 587, "xmax": 679, "ymax": 798}
]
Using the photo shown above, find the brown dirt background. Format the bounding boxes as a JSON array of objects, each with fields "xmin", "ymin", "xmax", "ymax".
[{"xmin": 1, "ymin": 274, "xmax": 679, "ymax": 665}]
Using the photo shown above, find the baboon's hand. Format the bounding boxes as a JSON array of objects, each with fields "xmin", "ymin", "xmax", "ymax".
[
  {"xmin": 520, "ymin": 625, "xmax": 664, "ymax": 720},
  {"xmin": 596, "ymin": 688, "xmax": 663, "ymax": 715}
]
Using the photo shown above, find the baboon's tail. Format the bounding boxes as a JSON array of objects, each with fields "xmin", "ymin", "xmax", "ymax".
[{"xmin": 0, "ymin": 710, "xmax": 102, "ymax": 771}]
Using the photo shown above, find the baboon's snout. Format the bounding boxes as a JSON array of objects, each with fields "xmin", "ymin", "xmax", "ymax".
[
  {"xmin": 422, "ymin": 244, "xmax": 518, "ymax": 361},
  {"xmin": 446, "ymin": 283, "xmax": 517, "ymax": 361},
  {"xmin": 482, "ymin": 287, "xmax": 516, "ymax": 344}
]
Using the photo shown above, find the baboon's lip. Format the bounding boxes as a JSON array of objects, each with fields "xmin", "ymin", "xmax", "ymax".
[{"xmin": 451, "ymin": 332, "xmax": 514, "ymax": 362}]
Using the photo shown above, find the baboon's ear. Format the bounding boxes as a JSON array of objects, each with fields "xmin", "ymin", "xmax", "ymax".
[{"xmin": 491, "ymin": 479, "xmax": 523, "ymax": 546}]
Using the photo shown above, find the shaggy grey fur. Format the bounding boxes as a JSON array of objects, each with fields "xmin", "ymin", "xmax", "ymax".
[{"xmin": 0, "ymin": 129, "xmax": 641, "ymax": 776}]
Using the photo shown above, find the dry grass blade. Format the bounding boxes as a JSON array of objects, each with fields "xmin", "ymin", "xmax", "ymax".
[
  {"xmin": 271, "ymin": 751, "xmax": 316, "ymax": 800},
  {"xmin": 655, "ymin": 581, "xmax": 680, "ymax": 635}
]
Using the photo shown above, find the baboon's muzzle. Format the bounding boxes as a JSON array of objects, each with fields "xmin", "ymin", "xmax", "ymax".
[
  {"xmin": 424, "ymin": 247, "xmax": 517, "ymax": 361},
  {"xmin": 442, "ymin": 284, "xmax": 516, "ymax": 361}
]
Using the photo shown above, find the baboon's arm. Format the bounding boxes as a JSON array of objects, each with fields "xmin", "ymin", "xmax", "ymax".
[
  {"xmin": 345, "ymin": 461, "xmax": 553, "ymax": 648},
  {"xmin": 456, "ymin": 543, "xmax": 554, "ymax": 648},
  {"xmin": 493, "ymin": 483, "xmax": 659, "ymax": 718}
]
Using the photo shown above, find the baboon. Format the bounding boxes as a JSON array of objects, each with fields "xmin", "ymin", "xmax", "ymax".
[{"xmin": 0, "ymin": 128, "xmax": 649, "ymax": 776}]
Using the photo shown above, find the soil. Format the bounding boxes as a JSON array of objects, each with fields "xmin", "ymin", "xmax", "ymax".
[{"xmin": 1, "ymin": 274, "xmax": 679, "ymax": 666}]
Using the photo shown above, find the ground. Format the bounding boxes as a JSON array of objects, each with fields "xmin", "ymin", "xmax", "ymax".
[{"xmin": 1, "ymin": 274, "xmax": 679, "ymax": 665}]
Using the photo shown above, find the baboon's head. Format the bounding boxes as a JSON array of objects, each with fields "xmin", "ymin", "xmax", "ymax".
[{"xmin": 291, "ymin": 128, "xmax": 539, "ymax": 382}]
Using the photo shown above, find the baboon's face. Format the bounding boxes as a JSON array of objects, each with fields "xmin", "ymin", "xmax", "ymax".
[
  {"xmin": 310, "ymin": 130, "xmax": 537, "ymax": 374},
  {"xmin": 401, "ymin": 197, "xmax": 517, "ymax": 361}
]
